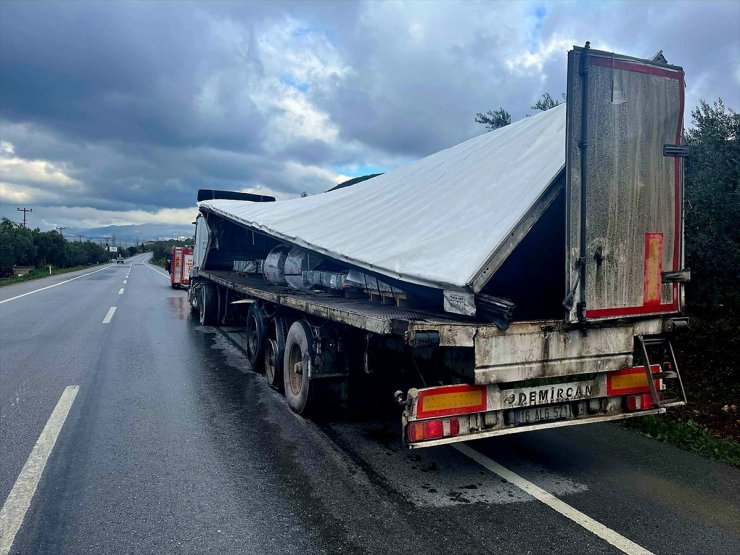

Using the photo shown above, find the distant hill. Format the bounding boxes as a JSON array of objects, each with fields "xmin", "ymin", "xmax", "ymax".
[
  {"xmin": 64, "ymin": 175, "xmax": 383, "ymax": 245},
  {"xmin": 63, "ymin": 223, "xmax": 195, "ymax": 245},
  {"xmin": 326, "ymin": 173, "xmax": 382, "ymax": 192}
]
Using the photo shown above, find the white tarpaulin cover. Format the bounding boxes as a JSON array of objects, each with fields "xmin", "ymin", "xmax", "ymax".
[{"xmin": 200, "ymin": 104, "xmax": 566, "ymax": 291}]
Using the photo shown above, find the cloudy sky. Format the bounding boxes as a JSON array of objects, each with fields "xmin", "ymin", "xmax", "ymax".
[{"xmin": 1, "ymin": 0, "xmax": 738, "ymax": 231}]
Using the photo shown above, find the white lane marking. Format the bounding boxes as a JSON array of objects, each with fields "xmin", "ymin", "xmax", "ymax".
[
  {"xmin": 118, "ymin": 288, "xmax": 124, "ymax": 295},
  {"xmin": 0, "ymin": 265, "xmax": 113, "ymax": 305},
  {"xmin": 0, "ymin": 386, "xmax": 79, "ymax": 555},
  {"xmin": 123, "ymin": 280, "xmax": 127, "ymax": 284},
  {"xmin": 143, "ymin": 263, "xmax": 169, "ymax": 279},
  {"xmin": 102, "ymin": 306, "xmax": 117, "ymax": 323},
  {"xmin": 453, "ymin": 444, "xmax": 653, "ymax": 555}
]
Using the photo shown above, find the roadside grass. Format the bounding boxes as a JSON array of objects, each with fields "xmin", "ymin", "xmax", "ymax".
[
  {"xmin": 620, "ymin": 309, "xmax": 739, "ymax": 468},
  {"xmin": 0, "ymin": 264, "xmax": 101, "ymax": 287},
  {"xmin": 150, "ymin": 257, "xmax": 166, "ymax": 268},
  {"xmin": 622, "ymin": 415, "xmax": 740, "ymax": 468}
]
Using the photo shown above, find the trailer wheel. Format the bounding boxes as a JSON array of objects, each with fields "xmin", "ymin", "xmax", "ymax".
[
  {"xmin": 199, "ymin": 284, "xmax": 218, "ymax": 325},
  {"xmin": 283, "ymin": 320, "xmax": 316, "ymax": 415},
  {"xmin": 265, "ymin": 316, "xmax": 288, "ymax": 390},
  {"xmin": 246, "ymin": 303, "xmax": 266, "ymax": 372},
  {"xmin": 171, "ymin": 283, "xmax": 178, "ymax": 290},
  {"xmin": 188, "ymin": 285, "xmax": 200, "ymax": 314}
]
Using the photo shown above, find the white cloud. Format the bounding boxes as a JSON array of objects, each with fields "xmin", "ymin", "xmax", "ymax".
[
  {"xmin": 1, "ymin": 0, "xmax": 738, "ymax": 232},
  {"xmin": 0, "ymin": 141, "xmax": 15, "ymax": 155},
  {"xmin": 283, "ymin": 161, "xmax": 349, "ymax": 189},
  {"xmin": 48, "ymin": 205, "xmax": 198, "ymax": 228},
  {"xmin": 239, "ymin": 185, "xmax": 295, "ymax": 201},
  {"xmin": 0, "ymin": 182, "xmax": 34, "ymax": 203},
  {"xmin": 252, "ymin": 18, "xmax": 346, "ymax": 150},
  {"xmin": 262, "ymin": 88, "xmax": 340, "ymax": 150},
  {"xmin": 0, "ymin": 142, "xmax": 82, "ymax": 188},
  {"xmin": 505, "ymin": 36, "xmax": 575, "ymax": 73}
]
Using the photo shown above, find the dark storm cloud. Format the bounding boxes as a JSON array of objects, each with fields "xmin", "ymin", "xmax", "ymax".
[
  {"xmin": 0, "ymin": 0, "xmax": 738, "ymax": 228},
  {"xmin": 0, "ymin": 2, "xmax": 267, "ymax": 150}
]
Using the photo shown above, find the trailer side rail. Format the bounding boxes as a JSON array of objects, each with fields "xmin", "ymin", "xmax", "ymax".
[{"xmin": 198, "ymin": 269, "xmax": 475, "ymax": 338}]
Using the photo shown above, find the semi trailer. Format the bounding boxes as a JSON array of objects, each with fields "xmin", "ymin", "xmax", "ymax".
[{"xmin": 187, "ymin": 44, "xmax": 689, "ymax": 448}]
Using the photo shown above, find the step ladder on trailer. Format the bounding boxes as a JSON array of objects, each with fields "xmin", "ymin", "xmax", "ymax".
[{"xmin": 636, "ymin": 335, "xmax": 688, "ymax": 408}]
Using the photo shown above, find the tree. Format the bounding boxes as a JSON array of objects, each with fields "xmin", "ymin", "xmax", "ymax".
[
  {"xmin": 530, "ymin": 92, "xmax": 563, "ymax": 111},
  {"xmin": 0, "ymin": 219, "xmax": 15, "ymax": 275},
  {"xmin": 10, "ymin": 222, "xmax": 36, "ymax": 266},
  {"xmin": 34, "ymin": 229, "xmax": 67, "ymax": 266},
  {"xmin": 474, "ymin": 108, "xmax": 511, "ymax": 131},
  {"xmin": 475, "ymin": 92, "xmax": 563, "ymax": 132},
  {"xmin": 683, "ymin": 99, "xmax": 740, "ymax": 311}
]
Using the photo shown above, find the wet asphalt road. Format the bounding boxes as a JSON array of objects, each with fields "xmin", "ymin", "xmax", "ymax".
[{"xmin": 1, "ymin": 254, "xmax": 738, "ymax": 554}]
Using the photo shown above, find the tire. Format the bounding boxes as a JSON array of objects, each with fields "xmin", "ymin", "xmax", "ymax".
[
  {"xmin": 246, "ymin": 303, "xmax": 266, "ymax": 372},
  {"xmin": 217, "ymin": 287, "xmax": 228, "ymax": 324},
  {"xmin": 199, "ymin": 284, "xmax": 218, "ymax": 325},
  {"xmin": 188, "ymin": 285, "xmax": 200, "ymax": 314},
  {"xmin": 264, "ymin": 316, "xmax": 288, "ymax": 390},
  {"xmin": 283, "ymin": 320, "xmax": 316, "ymax": 415},
  {"xmin": 171, "ymin": 283, "xmax": 178, "ymax": 289}
]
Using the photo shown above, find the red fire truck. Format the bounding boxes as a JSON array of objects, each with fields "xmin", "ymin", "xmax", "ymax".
[{"xmin": 166, "ymin": 246, "xmax": 194, "ymax": 289}]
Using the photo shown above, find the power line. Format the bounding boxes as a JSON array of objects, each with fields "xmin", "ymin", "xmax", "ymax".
[
  {"xmin": 17, "ymin": 207, "xmax": 32, "ymax": 227},
  {"xmin": 56, "ymin": 226, "xmax": 67, "ymax": 236}
]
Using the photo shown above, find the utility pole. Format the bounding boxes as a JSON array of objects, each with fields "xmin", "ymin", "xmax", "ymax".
[
  {"xmin": 74, "ymin": 233, "xmax": 86, "ymax": 242},
  {"xmin": 17, "ymin": 207, "xmax": 32, "ymax": 227},
  {"xmin": 56, "ymin": 226, "xmax": 67, "ymax": 236}
]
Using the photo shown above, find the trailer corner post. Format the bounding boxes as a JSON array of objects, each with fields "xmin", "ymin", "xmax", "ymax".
[{"xmin": 577, "ymin": 41, "xmax": 591, "ymax": 326}]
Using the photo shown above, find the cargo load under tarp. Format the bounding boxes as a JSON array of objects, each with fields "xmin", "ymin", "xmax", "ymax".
[{"xmin": 199, "ymin": 104, "xmax": 566, "ymax": 294}]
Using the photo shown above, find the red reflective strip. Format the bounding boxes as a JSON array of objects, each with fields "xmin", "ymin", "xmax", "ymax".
[
  {"xmin": 589, "ymin": 56, "xmax": 684, "ymax": 81},
  {"xmin": 415, "ymin": 384, "xmax": 487, "ymax": 419},
  {"xmin": 644, "ymin": 233, "xmax": 663, "ymax": 306},
  {"xmin": 586, "ymin": 303, "xmax": 677, "ymax": 318}
]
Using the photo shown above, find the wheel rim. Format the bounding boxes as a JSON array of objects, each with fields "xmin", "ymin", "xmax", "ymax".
[{"xmin": 287, "ymin": 342, "xmax": 303, "ymax": 396}]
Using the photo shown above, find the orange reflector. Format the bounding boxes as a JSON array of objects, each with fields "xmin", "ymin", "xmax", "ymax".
[
  {"xmin": 416, "ymin": 385, "xmax": 487, "ymax": 419},
  {"xmin": 607, "ymin": 365, "xmax": 661, "ymax": 396}
]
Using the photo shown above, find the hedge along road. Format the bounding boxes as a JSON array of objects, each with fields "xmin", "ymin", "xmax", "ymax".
[{"xmin": 1, "ymin": 253, "xmax": 738, "ymax": 554}]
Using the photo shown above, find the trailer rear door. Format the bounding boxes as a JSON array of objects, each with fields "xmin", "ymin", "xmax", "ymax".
[{"xmin": 565, "ymin": 46, "xmax": 685, "ymax": 323}]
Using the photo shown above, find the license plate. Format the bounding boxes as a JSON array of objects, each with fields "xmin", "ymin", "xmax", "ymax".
[{"xmin": 505, "ymin": 403, "xmax": 573, "ymax": 426}]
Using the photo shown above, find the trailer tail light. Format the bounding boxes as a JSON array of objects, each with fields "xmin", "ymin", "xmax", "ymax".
[
  {"xmin": 415, "ymin": 385, "xmax": 487, "ymax": 419},
  {"xmin": 625, "ymin": 393, "xmax": 656, "ymax": 412},
  {"xmin": 407, "ymin": 418, "xmax": 460, "ymax": 443}
]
